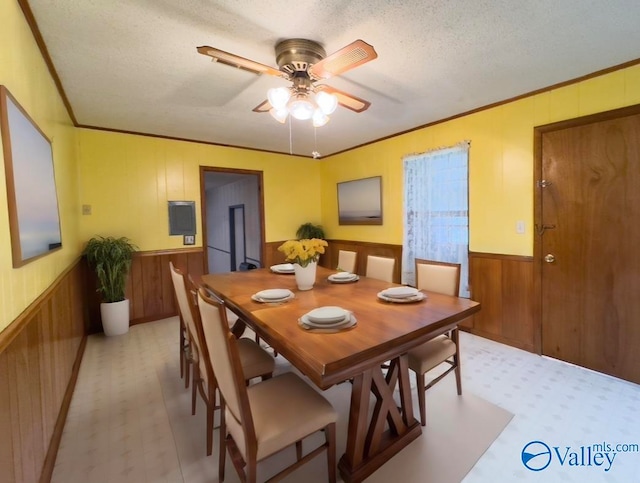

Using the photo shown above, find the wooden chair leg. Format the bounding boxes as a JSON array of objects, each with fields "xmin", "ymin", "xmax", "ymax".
[
  {"xmin": 453, "ymin": 329, "xmax": 462, "ymax": 395},
  {"xmin": 415, "ymin": 371, "xmax": 427, "ymax": 426},
  {"xmin": 206, "ymin": 379, "xmax": 217, "ymax": 456},
  {"xmin": 180, "ymin": 326, "xmax": 185, "ymax": 379},
  {"xmin": 219, "ymin": 403, "xmax": 226, "ymax": 482},
  {"xmin": 326, "ymin": 423, "xmax": 337, "ymax": 483},
  {"xmin": 185, "ymin": 355, "xmax": 191, "ymax": 389},
  {"xmin": 192, "ymin": 367, "xmax": 198, "ymax": 415}
]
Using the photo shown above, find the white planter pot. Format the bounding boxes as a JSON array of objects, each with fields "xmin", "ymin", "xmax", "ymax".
[
  {"xmin": 100, "ymin": 299, "xmax": 130, "ymax": 336},
  {"xmin": 294, "ymin": 261, "xmax": 317, "ymax": 291}
]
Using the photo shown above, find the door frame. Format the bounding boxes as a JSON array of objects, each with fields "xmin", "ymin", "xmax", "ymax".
[
  {"xmin": 533, "ymin": 103, "xmax": 640, "ymax": 355},
  {"xmin": 199, "ymin": 166, "xmax": 266, "ymax": 274}
]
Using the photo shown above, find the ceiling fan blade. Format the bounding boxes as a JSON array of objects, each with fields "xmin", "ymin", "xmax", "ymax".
[
  {"xmin": 252, "ymin": 99, "xmax": 271, "ymax": 113},
  {"xmin": 197, "ymin": 46, "xmax": 286, "ymax": 78},
  {"xmin": 309, "ymin": 40, "xmax": 377, "ymax": 80},
  {"xmin": 317, "ymin": 85, "xmax": 371, "ymax": 113}
]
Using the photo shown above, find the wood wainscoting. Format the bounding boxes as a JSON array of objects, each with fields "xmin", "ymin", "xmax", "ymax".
[
  {"xmin": 467, "ymin": 252, "xmax": 536, "ymax": 352},
  {"xmin": 266, "ymin": 239, "xmax": 403, "ymax": 283},
  {"xmin": 86, "ymin": 248, "xmax": 205, "ymax": 334},
  {"xmin": 0, "ymin": 259, "xmax": 87, "ymax": 483}
]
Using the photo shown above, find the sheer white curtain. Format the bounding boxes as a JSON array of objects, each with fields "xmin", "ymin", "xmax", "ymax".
[{"xmin": 402, "ymin": 142, "xmax": 469, "ymax": 297}]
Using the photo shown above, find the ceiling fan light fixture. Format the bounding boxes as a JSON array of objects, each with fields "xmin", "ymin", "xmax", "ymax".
[
  {"xmin": 316, "ymin": 91, "xmax": 338, "ymax": 115},
  {"xmin": 267, "ymin": 87, "xmax": 291, "ymax": 109},
  {"xmin": 269, "ymin": 107, "xmax": 289, "ymax": 123},
  {"xmin": 288, "ymin": 96, "xmax": 316, "ymax": 120},
  {"xmin": 312, "ymin": 109, "xmax": 329, "ymax": 127}
]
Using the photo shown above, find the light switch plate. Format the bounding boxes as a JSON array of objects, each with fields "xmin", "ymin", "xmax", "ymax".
[
  {"xmin": 183, "ymin": 235, "xmax": 195, "ymax": 245},
  {"xmin": 516, "ymin": 220, "xmax": 525, "ymax": 234}
]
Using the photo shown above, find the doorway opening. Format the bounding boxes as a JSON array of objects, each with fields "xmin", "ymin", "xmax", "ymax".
[{"xmin": 200, "ymin": 167, "xmax": 265, "ymax": 274}]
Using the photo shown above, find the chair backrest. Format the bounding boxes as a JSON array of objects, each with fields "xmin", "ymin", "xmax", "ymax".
[
  {"xmin": 415, "ymin": 259, "xmax": 461, "ymax": 296},
  {"xmin": 337, "ymin": 250, "xmax": 357, "ymax": 273},
  {"xmin": 170, "ymin": 262, "xmax": 200, "ymax": 349},
  {"xmin": 366, "ymin": 255, "xmax": 395, "ymax": 283},
  {"xmin": 197, "ymin": 288, "xmax": 255, "ymax": 439}
]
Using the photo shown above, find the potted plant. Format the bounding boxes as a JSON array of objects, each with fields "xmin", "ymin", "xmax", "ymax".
[
  {"xmin": 296, "ymin": 222, "xmax": 325, "ymax": 240},
  {"xmin": 84, "ymin": 236, "xmax": 137, "ymax": 336}
]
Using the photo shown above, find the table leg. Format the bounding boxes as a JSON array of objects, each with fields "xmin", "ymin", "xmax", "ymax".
[{"xmin": 338, "ymin": 354, "xmax": 422, "ymax": 483}]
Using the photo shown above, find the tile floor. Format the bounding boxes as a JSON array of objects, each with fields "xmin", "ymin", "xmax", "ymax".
[{"xmin": 52, "ymin": 317, "xmax": 640, "ymax": 483}]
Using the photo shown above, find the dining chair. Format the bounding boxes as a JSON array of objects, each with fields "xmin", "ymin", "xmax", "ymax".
[
  {"xmin": 407, "ymin": 258, "xmax": 462, "ymax": 426},
  {"xmin": 337, "ymin": 249, "xmax": 357, "ymax": 273},
  {"xmin": 169, "ymin": 262, "xmax": 275, "ymax": 456},
  {"xmin": 365, "ymin": 255, "xmax": 395, "ymax": 283},
  {"xmin": 197, "ymin": 288, "xmax": 338, "ymax": 483}
]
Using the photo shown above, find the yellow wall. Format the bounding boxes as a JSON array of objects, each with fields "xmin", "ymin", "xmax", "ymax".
[
  {"xmin": 77, "ymin": 130, "xmax": 321, "ymax": 249},
  {"xmin": 320, "ymin": 65, "xmax": 640, "ymax": 256},
  {"xmin": 0, "ymin": 1, "xmax": 80, "ymax": 331}
]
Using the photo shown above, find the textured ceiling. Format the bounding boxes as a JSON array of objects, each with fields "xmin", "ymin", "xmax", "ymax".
[{"xmin": 27, "ymin": 0, "xmax": 640, "ymax": 157}]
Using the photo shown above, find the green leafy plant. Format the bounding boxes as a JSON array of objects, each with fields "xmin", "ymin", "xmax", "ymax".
[
  {"xmin": 296, "ymin": 222, "xmax": 325, "ymax": 240},
  {"xmin": 84, "ymin": 236, "xmax": 137, "ymax": 303}
]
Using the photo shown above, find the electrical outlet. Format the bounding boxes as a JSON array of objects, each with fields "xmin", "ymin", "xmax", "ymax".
[{"xmin": 183, "ymin": 235, "xmax": 195, "ymax": 245}]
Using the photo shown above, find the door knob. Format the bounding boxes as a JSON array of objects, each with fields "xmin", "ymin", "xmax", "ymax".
[{"xmin": 544, "ymin": 254, "xmax": 555, "ymax": 263}]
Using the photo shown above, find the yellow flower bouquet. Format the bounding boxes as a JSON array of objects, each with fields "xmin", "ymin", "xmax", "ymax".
[{"xmin": 277, "ymin": 238, "xmax": 328, "ymax": 267}]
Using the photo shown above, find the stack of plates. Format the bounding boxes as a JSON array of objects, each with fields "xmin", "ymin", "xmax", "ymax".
[
  {"xmin": 251, "ymin": 288, "xmax": 294, "ymax": 303},
  {"xmin": 270, "ymin": 263, "xmax": 295, "ymax": 274},
  {"xmin": 300, "ymin": 306, "xmax": 356, "ymax": 329},
  {"xmin": 377, "ymin": 286, "xmax": 425, "ymax": 303},
  {"xmin": 327, "ymin": 272, "xmax": 359, "ymax": 283}
]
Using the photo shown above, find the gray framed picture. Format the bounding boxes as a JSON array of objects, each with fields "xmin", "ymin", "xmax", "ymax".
[
  {"xmin": 337, "ymin": 176, "xmax": 383, "ymax": 225},
  {"xmin": 0, "ymin": 86, "xmax": 62, "ymax": 267}
]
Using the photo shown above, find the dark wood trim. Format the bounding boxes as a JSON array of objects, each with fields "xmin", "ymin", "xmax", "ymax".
[
  {"xmin": 532, "ymin": 102, "xmax": 640, "ymax": 356},
  {"xmin": 16, "ymin": 0, "xmax": 78, "ymax": 125},
  {"xmin": 0, "ymin": 260, "xmax": 87, "ymax": 483},
  {"xmin": 467, "ymin": 252, "xmax": 535, "ymax": 353},
  {"xmin": 468, "ymin": 251, "xmax": 533, "ymax": 262},
  {"xmin": 39, "ymin": 335, "xmax": 87, "ymax": 483},
  {"xmin": 86, "ymin": 248, "xmax": 205, "ymax": 333},
  {"xmin": 328, "ymin": 58, "xmax": 640, "ymax": 157},
  {"xmin": 79, "ymin": 124, "xmax": 311, "ymax": 158},
  {"xmin": 0, "ymin": 259, "xmax": 83, "ymax": 354},
  {"xmin": 199, "ymin": 166, "xmax": 266, "ymax": 273}
]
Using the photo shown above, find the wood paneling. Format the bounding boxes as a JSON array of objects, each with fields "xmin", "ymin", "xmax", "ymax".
[
  {"xmin": 86, "ymin": 248, "xmax": 205, "ymax": 333},
  {"xmin": 467, "ymin": 252, "xmax": 535, "ymax": 352},
  {"xmin": 266, "ymin": 239, "xmax": 403, "ymax": 283},
  {"xmin": 0, "ymin": 259, "xmax": 87, "ymax": 483}
]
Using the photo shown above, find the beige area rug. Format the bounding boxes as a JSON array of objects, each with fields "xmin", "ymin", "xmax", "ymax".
[{"xmin": 160, "ymin": 329, "xmax": 513, "ymax": 483}]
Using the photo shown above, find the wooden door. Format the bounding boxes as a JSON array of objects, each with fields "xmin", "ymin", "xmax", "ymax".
[{"xmin": 538, "ymin": 109, "xmax": 640, "ymax": 384}]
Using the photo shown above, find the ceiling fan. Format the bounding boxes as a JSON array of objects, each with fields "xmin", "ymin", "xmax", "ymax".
[{"xmin": 197, "ymin": 39, "xmax": 378, "ymax": 126}]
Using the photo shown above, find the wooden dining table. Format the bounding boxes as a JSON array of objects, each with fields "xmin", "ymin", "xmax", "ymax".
[{"xmin": 202, "ymin": 266, "xmax": 480, "ymax": 483}]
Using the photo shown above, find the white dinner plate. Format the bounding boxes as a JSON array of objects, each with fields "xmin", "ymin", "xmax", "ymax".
[
  {"xmin": 255, "ymin": 288, "xmax": 293, "ymax": 300},
  {"xmin": 299, "ymin": 313, "xmax": 356, "ymax": 329},
  {"xmin": 331, "ymin": 272, "xmax": 355, "ymax": 280},
  {"xmin": 377, "ymin": 291, "xmax": 426, "ymax": 303},
  {"xmin": 328, "ymin": 273, "xmax": 359, "ymax": 283},
  {"xmin": 306, "ymin": 306, "xmax": 349, "ymax": 324},
  {"xmin": 251, "ymin": 293, "xmax": 294, "ymax": 303},
  {"xmin": 270, "ymin": 263, "xmax": 295, "ymax": 273},
  {"xmin": 380, "ymin": 286, "xmax": 420, "ymax": 298}
]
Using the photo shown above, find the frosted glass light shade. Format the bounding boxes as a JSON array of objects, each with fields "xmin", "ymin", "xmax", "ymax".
[
  {"xmin": 288, "ymin": 97, "xmax": 315, "ymax": 120},
  {"xmin": 269, "ymin": 107, "xmax": 288, "ymax": 123},
  {"xmin": 267, "ymin": 87, "xmax": 291, "ymax": 109},
  {"xmin": 312, "ymin": 109, "xmax": 329, "ymax": 127},
  {"xmin": 316, "ymin": 91, "xmax": 338, "ymax": 115}
]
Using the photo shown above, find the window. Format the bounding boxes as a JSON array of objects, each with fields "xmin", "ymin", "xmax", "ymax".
[{"xmin": 402, "ymin": 142, "xmax": 469, "ymax": 296}]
